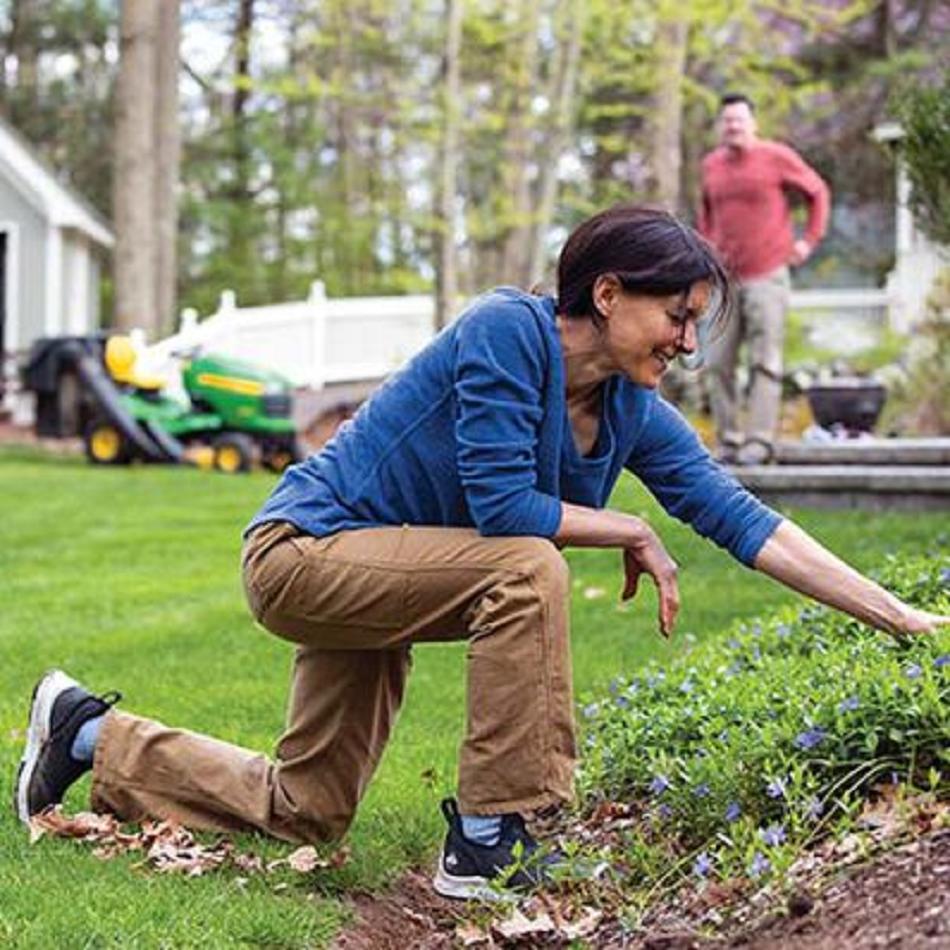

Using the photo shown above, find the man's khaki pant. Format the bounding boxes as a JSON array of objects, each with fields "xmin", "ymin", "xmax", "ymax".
[
  {"xmin": 91, "ymin": 521, "xmax": 576, "ymax": 843},
  {"xmin": 706, "ymin": 265, "xmax": 790, "ymax": 448}
]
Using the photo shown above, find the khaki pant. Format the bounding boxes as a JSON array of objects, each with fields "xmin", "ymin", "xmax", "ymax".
[
  {"xmin": 706, "ymin": 265, "xmax": 790, "ymax": 448},
  {"xmin": 91, "ymin": 521, "xmax": 576, "ymax": 843}
]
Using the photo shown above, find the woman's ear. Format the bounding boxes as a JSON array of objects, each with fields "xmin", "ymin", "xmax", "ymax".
[{"xmin": 591, "ymin": 273, "xmax": 619, "ymax": 322}]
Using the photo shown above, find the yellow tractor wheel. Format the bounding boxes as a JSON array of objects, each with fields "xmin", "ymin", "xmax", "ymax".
[
  {"xmin": 212, "ymin": 432, "xmax": 255, "ymax": 474},
  {"xmin": 84, "ymin": 421, "xmax": 130, "ymax": 465}
]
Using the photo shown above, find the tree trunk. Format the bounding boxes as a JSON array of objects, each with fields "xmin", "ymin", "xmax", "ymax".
[
  {"xmin": 154, "ymin": 0, "xmax": 181, "ymax": 337},
  {"xmin": 528, "ymin": 0, "xmax": 582, "ymax": 288},
  {"xmin": 499, "ymin": 0, "xmax": 542, "ymax": 286},
  {"xmin": 651, "ymin": 7, "xmax": 689, "ymax": 213},
  {"xmin": 114, "ymin": 0, "xmax": 158, "ymax": 333},
  {"xmin": 8, "ymin": 0, "xmax": 40, "ymax": 125},
  {"xmin": 876, "ymin": 0, "xmax": 897, "ymax": 58},
  {"xmin": 434, "ymin": 0, "xmax": 463, "ymax": 329},
  {"xmin": 229, "ymin": 0, "xmax": 256, "ymax": 291}
]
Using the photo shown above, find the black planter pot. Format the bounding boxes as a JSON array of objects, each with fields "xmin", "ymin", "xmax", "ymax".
[{"xmin": 806, "ymin": 378, "xmax": 887, "ymax": 433}]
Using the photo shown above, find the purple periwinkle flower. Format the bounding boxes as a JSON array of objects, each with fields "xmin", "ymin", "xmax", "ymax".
[
  {"xmin": 904, "ymin": 663, "xmax": 923, "ymax": 680},
  {"xmin": 838, "ymin": 696, "xmax": 860, "ymax": 713},
  {"xmin": 582, "ymin": 702, "xmax": 599, "ymax": 720},
  {"xmin": 725, "ymin": 801, "xmax": 742, "ymax": 822},
  {"xmin": 940, "ymin": 566, "xmax": 950, "ymax": 587},
  {"xmin": 794, "ymin": 727, "xmax": 827, "ymax": 750},
  {"xmin": 807, "ymin": 798, "xmax": 824, "ymax": 820},
  {"xmin": 727, "ymin": 637, "xmax": 742, "ymax": 650},
  {"xmin": 693, "ymin": 782, "xmax": 711, "ymax": 799},
  {"xmin": 766, "ymin": 777, "xmax": 788, "ymax": 799},
  {"xmin": 693, "ymin": 852, "xmax": 713, "ymax": 878},
  {"xmin": 680, "ymin": 680, "xmax": 695, "ymax": 694},
  {"xmin": 775, "ymin": 623, "xmax": 791, "ymax": 639},
  {"xmin": 649, "ymin": 774, "xmax": 671, "ymax": 796},
  {"xmin": 657, "ymin": 803, "xmax": 673, "ymax": 820},
  {"xmin": 615, "ymin": 695, "xmax": 630, "ymax": 709},
  {"xmin": 749, "ymin": 852, "xmax": 771, "ymax": 879},
  {"xmin": 760, "ymin": 824, "xmax": 786, "ymax": 847},
  {"xmin": 934, "ymin": 655, "xmax": 950, "ymax": 669}
]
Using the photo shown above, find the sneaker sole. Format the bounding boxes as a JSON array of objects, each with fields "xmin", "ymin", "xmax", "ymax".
[
  {"xmin": 432, "ymin": 856, "xmax": 513, "ymax": 902},
  {"xmin": 14, "ymin": 669, "xmax": 79, "ymax": 824}
]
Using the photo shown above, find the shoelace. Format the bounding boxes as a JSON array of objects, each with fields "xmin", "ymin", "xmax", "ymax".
[{"xmin": 48, "ymin": 689, "xmax": 123, "ymax": 743}]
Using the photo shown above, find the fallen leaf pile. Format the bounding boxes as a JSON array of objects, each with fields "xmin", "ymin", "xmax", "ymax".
[
  {"xmin": 455, "ymin": 896, "xmax": 602, "ymax": 946},
  {"xmin": 28, "ymin": 807, "xmax": 348, "ymax": 879}
]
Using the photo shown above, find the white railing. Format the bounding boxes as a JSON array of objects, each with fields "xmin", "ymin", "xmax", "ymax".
[
  {"xmin": 143, "ymin": 282, "xmax": 436, "ymax": 391},
  {"xmin": 788, "ymin": 288, "xmax": 891, "ymax": 356},
  {"xmin": 138, "ymin": 282, "xmax": 904, "ymax": 395}
]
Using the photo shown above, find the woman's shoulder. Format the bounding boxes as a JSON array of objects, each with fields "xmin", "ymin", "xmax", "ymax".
[{"xmin": 455, "ymin": 287, "xmax": 556, "ymax": 335}]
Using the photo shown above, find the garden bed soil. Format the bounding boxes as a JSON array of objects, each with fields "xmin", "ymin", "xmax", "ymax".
[{"xmin": 332, "ymin": 829, "xmax": 950, "ymax": 948}]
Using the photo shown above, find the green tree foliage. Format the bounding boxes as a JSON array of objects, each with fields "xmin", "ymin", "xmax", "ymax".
[
  {"xmin": 0, "ymin": 0, "xmax": 115, "ymax": 216},
  {"xmin": 893, "ymin": 70, "xmax": 950, "ymax": 247},
  {"xmin": 3, "ymin": 0, "xmax": 945, "ymax": 320}
]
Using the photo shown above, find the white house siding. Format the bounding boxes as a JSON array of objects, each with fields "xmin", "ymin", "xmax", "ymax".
[
  {"xmin": 0, "ymin": 173, "xmax": 46, "ymax": 355},
  {"xmin": 61, "ymin": 230, "xmax": 97, "ymax": 336}
]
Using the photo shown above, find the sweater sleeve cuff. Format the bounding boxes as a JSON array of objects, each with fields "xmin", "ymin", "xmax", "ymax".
[{"xmin": 735, "ymin": 510, "xmax": 784, "ymax": 566}]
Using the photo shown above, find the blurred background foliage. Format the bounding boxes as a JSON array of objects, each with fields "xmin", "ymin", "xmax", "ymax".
[{"xmin": 0, "ymin": 0, "xmax": 946, "ymax": 318}]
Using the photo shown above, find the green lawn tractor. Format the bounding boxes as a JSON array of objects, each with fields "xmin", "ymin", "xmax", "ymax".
[{"xmin": 22, "ymin": 334, "xmax": 303, "ymax": 473}]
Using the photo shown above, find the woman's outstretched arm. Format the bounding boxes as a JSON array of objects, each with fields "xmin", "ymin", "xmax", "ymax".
[{"xmin": 753, "ymin": 519, "xmax": 949, "ymax": 635}]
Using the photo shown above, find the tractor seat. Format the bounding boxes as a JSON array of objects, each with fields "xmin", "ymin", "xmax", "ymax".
[{"xmin": 104, "ymin": 336, "xmax": 166, "ymax": 392}]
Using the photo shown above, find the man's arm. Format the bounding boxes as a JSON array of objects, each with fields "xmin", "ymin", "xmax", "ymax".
[{"xmin": 778, "ymin": 144, "xmax": 830, "ymax": 259}]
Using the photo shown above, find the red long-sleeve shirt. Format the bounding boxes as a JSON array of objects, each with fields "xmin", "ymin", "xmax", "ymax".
[{"xmin": 698, "ymin": 140, "xmax": 830, "ymax": 281}]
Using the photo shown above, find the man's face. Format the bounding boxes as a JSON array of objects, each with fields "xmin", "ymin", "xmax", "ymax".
[{"xmin": 718, "ymin": 101, "xmax": 757, "ymax": 150}]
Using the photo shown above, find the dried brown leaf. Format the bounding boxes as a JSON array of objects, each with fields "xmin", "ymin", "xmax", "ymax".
[
  {"xmin": 561, "ymin": 907, "xmax": 603, "ymax": 939},
  {"xmin": 455, "ymin": 921, "xmax": 492, "ymax": 946},
  {"xmin": 287, "ymin": 845, "xmax": 320, "ymax": 873},
  {"xmin": 493, "ymin": 907, "xmax": 556, "ymax": 940}
]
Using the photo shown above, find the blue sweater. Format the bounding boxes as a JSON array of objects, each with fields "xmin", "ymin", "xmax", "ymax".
[{"xmin": 248, "ymin": 288, "xmax": 781, "ymax": 565}]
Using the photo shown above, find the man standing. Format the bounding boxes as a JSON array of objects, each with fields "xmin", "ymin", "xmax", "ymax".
[{"xmin": 699, "ymin": 93, "xmax": 830, "ymax": 464}]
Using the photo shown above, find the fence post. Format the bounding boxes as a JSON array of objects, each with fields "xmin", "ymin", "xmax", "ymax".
[{"xmin": 308, "ymin": 280, "xmax": 328, "ymax": 390}]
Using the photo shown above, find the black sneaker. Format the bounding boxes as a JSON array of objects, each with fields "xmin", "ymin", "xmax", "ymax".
[
  {"xmin": 14, "ymin": 669, "xmax": 121, "ymax": 824},
  {"xmin": 432, "ymin": 798, "xmax": 555, "ymax": 900}
]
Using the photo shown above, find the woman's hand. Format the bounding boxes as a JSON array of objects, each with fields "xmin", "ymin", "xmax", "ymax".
[
  {"xmin": 622, "ymin": 526, "xmax": 680, "ymax": 638},
  {"xmin": 555, "ymin": 502, "xmax": 680, "ymax": 638},
  {"xmin": 888, "ymin": 607, "xmax": 950, "ymax": 637},
  {"xmin": 755, "ymin": 521, "xmax": 950, "ymax": 638}
]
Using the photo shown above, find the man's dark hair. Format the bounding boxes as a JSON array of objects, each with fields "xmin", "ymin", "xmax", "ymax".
[
  {"xmin": 556, "ymin": 204, "xmax": 733, "ymax": 334},
  {"xmin": 719, "ymin": 92, "xmax": 754, "ymax": 113}
]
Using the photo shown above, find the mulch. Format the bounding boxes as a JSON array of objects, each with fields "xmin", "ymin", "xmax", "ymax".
[{"xmin": 331, "ymin": 830, "xmax": 950, "ymax": 948}]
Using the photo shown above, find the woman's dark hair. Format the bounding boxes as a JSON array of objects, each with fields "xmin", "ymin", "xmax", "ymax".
[{"xmin": 556, "ymin": 204, "xmax": 734, "ymax": 335}]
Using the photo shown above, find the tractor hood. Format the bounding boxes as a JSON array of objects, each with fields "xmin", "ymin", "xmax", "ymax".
[{"xmin": 186, "ymin": 353, "xmax": 294, "ymax": 394}]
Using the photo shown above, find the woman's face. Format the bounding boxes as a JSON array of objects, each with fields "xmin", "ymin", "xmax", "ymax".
[{"xmin": 593, "ymin": 277, "xmax": 712, "ymax": 388}]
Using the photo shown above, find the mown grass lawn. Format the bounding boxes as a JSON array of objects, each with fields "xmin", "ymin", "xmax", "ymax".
[{"xmin": 0, "ymin": 446, "xmax": 946, "ymax": 947}]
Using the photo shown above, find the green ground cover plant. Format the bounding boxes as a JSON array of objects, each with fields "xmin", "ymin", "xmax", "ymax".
[
  {"xmin": 0, "ymin": 446, "xmax": 947, "ymax": 946},
  {"xmin": 578, "ymin": 556, "xmax": 950, "ymax": 898}
]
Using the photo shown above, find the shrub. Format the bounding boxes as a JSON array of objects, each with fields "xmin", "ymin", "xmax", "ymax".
[
  {"xmin": 892, "ymin": 70, "xmax": 950, "ymax": 246},
  {"xmin": 578, "ymin": 554, "xmax": 950, "ymax": 883}
]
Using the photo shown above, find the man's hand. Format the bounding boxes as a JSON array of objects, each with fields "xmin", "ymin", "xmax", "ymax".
[
  {"xmin": 789, "ymin": 238, "xmax": 812, "ymax": 267},
  {"xmin": 622, "ymin": 528, "xmax": 680, "ymax": 638}
]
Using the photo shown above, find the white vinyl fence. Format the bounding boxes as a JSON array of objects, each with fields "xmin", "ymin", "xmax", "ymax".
[
  {"xmin": 142, "ymin": 281, "xmax": 436, "ymax": 391},
  {"xmin": 141, "ymin": 282, "xmax": 900, "ymax": 395}
]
